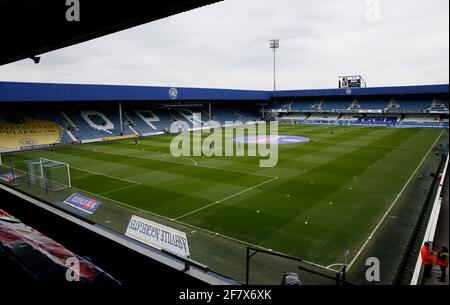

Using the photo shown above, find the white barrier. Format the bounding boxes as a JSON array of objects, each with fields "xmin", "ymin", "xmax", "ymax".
[{"xmin": 410, "ymin": 154, "xmax": 449, "ymax": 285}]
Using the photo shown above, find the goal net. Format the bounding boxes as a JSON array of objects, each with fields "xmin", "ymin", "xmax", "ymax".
[{"xmin": 25, "ymin": 158, "xmax": 71, "ymax": 191}]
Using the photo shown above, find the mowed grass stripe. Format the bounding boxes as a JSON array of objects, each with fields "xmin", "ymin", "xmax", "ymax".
[
  {"xmin": 264, "ymin": 127, "xmax": 401, "ymax": 179},
  {"xmin": 3, "ymin": 153, "xmax": 140, "ymax": 195},
  {"xmin": 266, "ymin": 128, "xmax": 439, "ymax": 263},
  {"xmin": 7, "ymin": 149, "xmax": 268, "ymax": 218},
  {"xmin": 52, "ymin": 146, "xmax": 268, "ymax": 187},
  {"xmin": 4, "ymin": 145, "xmax": 272, "ymax": 218},
  {"xmin": 1, "ymin": 126, "xmax": 445, "ymax": 267},
  {"xmin": 178, "ymin": 128, "xmax": 430, "ymax": 263},
  {"xmin": 182, "ymin": 126, "xmax": 414, "ymax": 221}
]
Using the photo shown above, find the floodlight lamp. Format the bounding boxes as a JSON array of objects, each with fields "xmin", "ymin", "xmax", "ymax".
[{"xmin": 269, "ymin": 39, "xmax": 280, "ymax": 49}]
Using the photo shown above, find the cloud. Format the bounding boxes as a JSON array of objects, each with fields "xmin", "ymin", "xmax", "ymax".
[{"xmin": 0, "ymin": 0, "xmax": 448, "ymax": 90}]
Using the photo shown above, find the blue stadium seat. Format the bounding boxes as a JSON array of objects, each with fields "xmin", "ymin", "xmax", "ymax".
[
  {"xmin": 211, "ymin": 106, "xmax": 242, "ymax": 124},
  {"xmin": 396, "ymin": 96, "xmax": 433, "ymax": 111},
  {"xmin": 356, "ymin": 97, "xmax": 389, "ymax": 110},
  {"xmin": 267, "ymin": 101, "xmax": 291, "ymax": 111},
  {"xmin": 320, "ymin": 99, "xmax": 352, "ymax": 111},
  {"xmin": 67, "ymin": 109, "xmax": 134, "ymax": 140},
  {"xmin": 126, "ymin": 109, "xmax": 175, "ymax": 135},
  {"xmin": 34, "ymin": 110, "xmax": 76, "ymax": 143},
  {"xmin": 290, "ymin": 99, "xmax": 321, "ymax": 111}
]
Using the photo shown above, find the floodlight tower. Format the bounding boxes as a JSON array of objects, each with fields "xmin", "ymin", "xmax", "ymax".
[{"xmin": 269, "ymin": 39, "xmax": 280, "ymax": 91}]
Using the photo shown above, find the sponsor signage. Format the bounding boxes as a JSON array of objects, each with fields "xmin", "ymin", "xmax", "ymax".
[
  {"xmin": 63, "ymin": 193, "xmax": 102, "ymax": 214},
  {"xmin": 102, "ymin": 134, "xmax": 139, "ymax": 142},
  {"xmin": 358, "ymin": 117, "xmax": 398, "ymax": 124},
  {"xmin": 20, "ymin": 144, "xmax": 54, "ymax": 151},
  {"xmin": 361, "ymin": 109, "xmax": 383, "ymax": 114},
  {"xmin": 125, "ymin": 215, "xmax": 190, "ymax": 258}
]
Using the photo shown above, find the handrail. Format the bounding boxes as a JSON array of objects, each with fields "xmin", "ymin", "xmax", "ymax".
[{"xmin": 410, "ymin": 154, "xmax": 449, "ymax": 285}]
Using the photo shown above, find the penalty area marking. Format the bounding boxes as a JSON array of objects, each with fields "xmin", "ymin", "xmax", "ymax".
[
  {"xmin": 83, "ymin": 148, "xmax": 277, "ymax": 179},
  {"xmin": 99, "ymin": 183, "xmax": 142, "ymax": 196},
  {"xmin": 173, "ymin": 176, "xmax": 280, "ymax": 220},
  {"xmin": 70, "ymin": 165, "xmax": 142, "ymax": 185},
  {"xmin": 67, "ymin": 183, "xmax": 334, "ymax": 273},
  {"xmin": 7, "ymin": 153, "xmax": 143, "ymax": 186},
  {"xmin": 346, "ymin": 129, "xmax": 445, "ymax": 272}
]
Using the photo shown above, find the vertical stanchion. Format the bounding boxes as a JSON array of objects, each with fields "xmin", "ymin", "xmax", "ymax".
[
  {"xmin": 43, "ymin": 165, "xmax": 49, "ymax": 193},
  {"xmin": 341, "ymin": 265, "xmax": 347, "ymax": 285},
  {"xmin": 245, "ymin": 247, "xmax": 250, "ymax": 285},
  {"xmin": 9, "ymin": 159, "xmax": 15, "ymax": 181},
  {"xmin": 119, "ymin": 101, "xmax": 123, "ymax": 136},
  {"xmin": 209, "ymin": 101, "xmax": 212, "ymax": 121},
  {"xmin": 25, "ymin": 161, "xmax": 31, "ymax": 187}
]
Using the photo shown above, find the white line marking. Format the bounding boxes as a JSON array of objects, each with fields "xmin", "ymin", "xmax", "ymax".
[
  {"xmin": 191, "ymin": 162, "xmax": 276, "ymax": 179},
  {"xmin": 174, "ymin": 176, "xmax": 280, "ymax": 220},
  {"xmin": 186, "ymin": 158, "xmax": 198, "ymax": 166},
  {"xmin": 0, "ymin": 153, "xmax": 142, "ymax": 186},
  {"xmin": 37, "ymin": 147, "xmax": 323, "ymax": 269},
  {"xmin": 6, "ymin": 127, "xmax": 441, "ymax": 274},
  {"xmin": 326, "ymin": 263, "xmax": 347, "ymax": 270},
  {"xmin": 99, "ymin": 183, "xmax": 141, "ymax": 195},
  {"xmin": 70, "ymin": 166, "xmax": 141, "ymax": 185},
  {"xmin": 347, "ymin": 129, "xmax": 445, "ymax": 271},
  {"xmin": 69, "ymin": 184, "xmax": 335, "ymax": 272},
  {"xmin": 83, "ymin": 148, "xmax": 277, "ymax": 179}
]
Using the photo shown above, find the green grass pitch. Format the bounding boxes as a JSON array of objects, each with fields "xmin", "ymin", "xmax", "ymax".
[{"xmin": 1, "ymin": 125, "xmax": 446, "ymax": 269}]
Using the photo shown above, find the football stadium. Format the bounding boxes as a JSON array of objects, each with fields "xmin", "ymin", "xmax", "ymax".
[{"xmin": 0, "ymin": 0, "xmax": 449, "ymax": 293}]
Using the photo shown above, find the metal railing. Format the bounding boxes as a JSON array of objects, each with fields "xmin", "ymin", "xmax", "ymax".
[{"xmin": 410, "ymin": 154, "xmax": 449, "ymax": 285}]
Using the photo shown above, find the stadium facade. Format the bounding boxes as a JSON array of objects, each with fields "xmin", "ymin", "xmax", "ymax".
[
  {"xmin": 0, "ymin": 82, "xmax": 448, "ymax": 151},
  {"xmin": 0, "ymin": 0, "xmax": 448, "ymax": 291}
]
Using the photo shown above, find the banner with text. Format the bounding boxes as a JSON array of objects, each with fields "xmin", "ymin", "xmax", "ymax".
[
  {"xmin": 125, "ymin": 215, "xmax": 190, "ymax": 258},
  {"xmin": 63, "ymin": 193, "xmax": 102, "ymax": 215}
]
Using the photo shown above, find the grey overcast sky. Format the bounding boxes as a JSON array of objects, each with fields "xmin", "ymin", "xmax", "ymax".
[{"xmin": 0, "ymin": 0, "xmax": 448, "ymax": 90}]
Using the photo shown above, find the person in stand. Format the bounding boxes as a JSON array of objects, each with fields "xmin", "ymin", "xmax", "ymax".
[
  {"xmin": 438, "ymin": 246, "xmax": 449, "ymax": 282},
  {"xmin": 421, "ymin": 242, "xmax": 433, "ymax": 278}
]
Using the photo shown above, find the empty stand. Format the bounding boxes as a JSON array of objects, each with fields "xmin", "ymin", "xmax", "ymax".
[
  {"xmin": 394, "ymin": 96, "xmax": 433, "ymax": 112},
  {"xmin": 354, "ymin": 97, "xmax": 389, "ymax": 110},
  {"xmin": 320, "ymin": 98, "xmax": 352, "ymax": 111},
  {"xmin": 66, "ymin": 109, "xmax": 134, "ymax": 141}
]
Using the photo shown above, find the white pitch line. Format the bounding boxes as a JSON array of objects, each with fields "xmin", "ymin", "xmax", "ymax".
[
  {"xmin": 326, "ymin": 263, "xmax": 347, "ymax": 270},
  {"xmin": 68, "ymin": 184, "xmax": 334, "ymax": 272},
  {"xmin": 71, "ymin": 166, "xmax": 141, "ymax": 185},
  {"xmin": 1, "ymin": 153, "xmax": 142, "ymax": 186},
  {"xmin": 346, "ymin": 129, "xmax": 445, "ymax": 271},
  {"xmin": 185, "ymin": 158, "xmax": 198, "ymax": 166},
  {"xmin": 83, "ymin": 148, "xmax": 277, "ymax": 179},
  {"xmin": 174, "ymin": 176, "xmax": 280, "ymax": 220},
  {"xmin": 99, "ymin": 183, "xmax": 141, "ymax": 196}
]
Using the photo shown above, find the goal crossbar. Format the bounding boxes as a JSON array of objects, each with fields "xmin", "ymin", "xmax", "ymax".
[{"xmin": 25, "ymin": 157, "xmax": 72, "ymax": 191}]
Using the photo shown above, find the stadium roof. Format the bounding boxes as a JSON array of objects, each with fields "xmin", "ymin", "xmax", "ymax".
[
  {"xmin": 0, "ymin": 81, "xmax": 269, "ymax": 102},
  {"xmin": 272, "ymin": 84, "xmax": 449, "ymax": 98},
  {"xmin": 0, "ymin": 82, "xmax": 448, "ymax": 103},
  {"xmin": 0, "ymin": 0, "xmax": 222, "ymax": 66}
]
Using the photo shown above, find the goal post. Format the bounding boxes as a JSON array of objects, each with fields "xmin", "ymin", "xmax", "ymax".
[{"xmin": 25, "ymin": 158, "xmax": 71, "ymax": 191}]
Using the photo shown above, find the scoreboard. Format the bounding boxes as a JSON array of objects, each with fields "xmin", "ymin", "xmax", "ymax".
[{"xmin": 339, "ymin": 75, "xmax": 366, "ymax": 88}]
